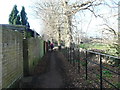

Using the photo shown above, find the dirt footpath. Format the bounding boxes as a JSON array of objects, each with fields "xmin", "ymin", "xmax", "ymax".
[{"xmin": 20, "ymin": 51, "xmax": 74, "ymax": 88}]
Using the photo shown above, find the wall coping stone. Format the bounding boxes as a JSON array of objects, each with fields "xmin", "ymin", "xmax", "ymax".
[{"xmin": 0, "ymin": 24, "xmax": 26, "ymax": 31}]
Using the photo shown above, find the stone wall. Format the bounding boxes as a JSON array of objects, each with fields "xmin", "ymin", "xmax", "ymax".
[
  {"xmin": 0, "ymin": 25, "xmax": 2, "ymax": 90},
  {"xmin": 0, "ymin": 24, "xmax": 47, "ymax": 89},
  {"xmin": 40, "ymin": 38, "xmax": 44, "ymax": 58},
  {"xmin": 0, "ymin": 24, "xmax": 24, "ymax": 89},
  {"xmin": 23, "ymin": 37, "xmax": 44, "ymax": 75},
  {"xmin": 27, "ymin": 38, "xmax": 44, "ymax": 74}
]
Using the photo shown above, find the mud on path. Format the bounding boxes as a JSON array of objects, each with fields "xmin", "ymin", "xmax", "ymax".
[{"xmin": 20, "ymin": 51, "xmax": 74, "ymax": 88}]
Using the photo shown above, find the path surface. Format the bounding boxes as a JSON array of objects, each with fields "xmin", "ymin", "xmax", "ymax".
[
  {"xmin": 21, "ymin": 51, "xmax": 70, "ymax": 88},
  {"xmin": 33, "ymin": 51, "xmax": 64, "ymax": 88}
]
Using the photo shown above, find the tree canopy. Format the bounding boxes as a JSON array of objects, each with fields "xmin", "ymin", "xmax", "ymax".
[
  {"xmin": 9, "ymin": 5, "xmax": 30, "ymax": 27},
  {"xmin": 33, "ymin": 0, "xmax": 118, "ymax": 47},
  {"xmin": 20, "ymin": 6, "xmax": 28, "ymax": 26},
  {"xmin": 13, "ymin": 15, "xmax": 21, "ymax": 25},
  {"xmin": 9, "ymin": 5, "xmax": 19, "ymax": 24}
]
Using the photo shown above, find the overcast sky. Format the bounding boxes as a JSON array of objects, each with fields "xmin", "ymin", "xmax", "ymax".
[{"xmin": 0, "ymin": 0, "xmax": 119, "ymax": 37}]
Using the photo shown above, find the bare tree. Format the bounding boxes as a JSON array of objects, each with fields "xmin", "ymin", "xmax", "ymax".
[
  {"xmin": 33, "ymin": 0, "xmax": 119, "ymax": 47},
  {"xmin": 33, "ymin": 1, "xmax": 63, "ymax": 45}
]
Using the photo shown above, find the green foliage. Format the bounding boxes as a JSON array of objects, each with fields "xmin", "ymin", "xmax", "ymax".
[
  {"xmin": 96, "ymin": 70, "xmax": 112, "ymax": 79},
  {"xmin": 79, "ymin": 43, "xmax": 108, "ymax": 50},
  {"xmin": 27, "ymin": 22, "xmax": 30, "ymax": 28},
  {"xmin": 20, "ymin": 6, "xmax": 29, "ymax": 26},
  {"xmin": 102, "ymin": 70, "xmax": 112, "ymax": 79},
  {"xmin": 108, "ymin": 33, "xmax": 120, "ymax": 56},
  {"xmin": 114, "ymin": 82, "xmax": 120, "ymax": 88},
  {"xmin": 23, "ymin": 31, "xmax": 32, "ymax": 38},
  {"xmin": 26, "ymin": 32, "xmax": 32, "ymax": 38},
  {"xmin": 13, "ymin": 15, "xmax": 21, "ymax": 25},
  {"xmin": 109, "ymin": 43, "xmax": 120, "ymax": 64},
  {"xmin": 9, "ymin": 5, "xmax": 19, "ymax": 24},
  {"xmin": 79, "ymin": 43, "xmax": 89, "ymax": 49},
  {"xmin": 73, "ymin": 60, "xmax": 79, "ymax": 62},
  {"xmin": 9, "ymin": 5, "xmax": 30, "ymax": 27},
  {"xmin": 109, "ymin": 82, "xmax": 120, "ymax": 88},
  {"xmin": 79, "ymin": 43, "xmax": 117, "ymax": 56},
  {"xmin": 112, "ymin": 44, "xmax": 120, "ymax": 56},
  {"xmin": 79, "ymin": 60, "xmax": 87, "ymax": 66}
]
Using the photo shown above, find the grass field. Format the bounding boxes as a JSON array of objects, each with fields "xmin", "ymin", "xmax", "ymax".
[{"xmin": 79, "ymin": 43, "xmax": 117, "ymax": 56}]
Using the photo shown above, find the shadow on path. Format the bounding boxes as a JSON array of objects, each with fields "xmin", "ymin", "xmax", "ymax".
[{"xmin": 20, "ymin": 51, "xmax": 73, "ymax": 88}]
